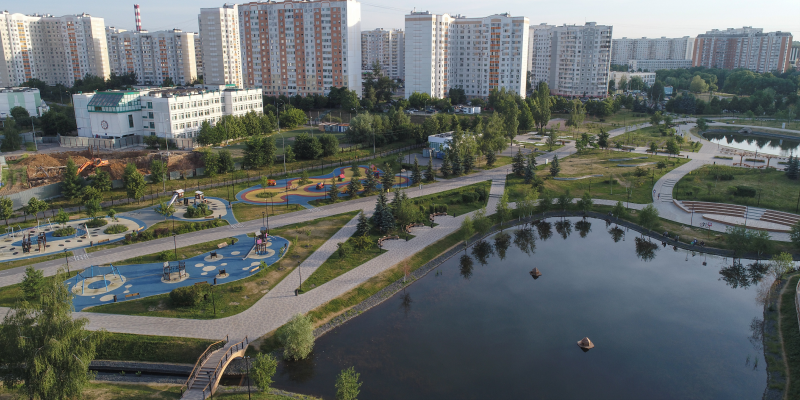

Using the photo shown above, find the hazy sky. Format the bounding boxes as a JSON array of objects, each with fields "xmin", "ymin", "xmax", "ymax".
[{"xmin": 13, "ymin": 0, "xmax": 799, "ymax": 39}]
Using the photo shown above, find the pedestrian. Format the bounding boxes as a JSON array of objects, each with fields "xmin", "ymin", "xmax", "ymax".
[{"xmin": 658, "ymin": 193, "xmax": 660, "ymax": 199}]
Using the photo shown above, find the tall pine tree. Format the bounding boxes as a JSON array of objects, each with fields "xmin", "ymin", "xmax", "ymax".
[
  {"xmin": 440, "ymin": 154, "xmax": 452, "ymax": 177},
  {"xmin": 549, "ymin": 155, "xmax": 561, "ymax": 177},
  {"xmin": 411, "ymin": 156, "xmax": 423, "ymax": 185},
  {"xmin": 463, "ymin": 152, "xmax": 474, "ymax": 173},
  {"xmin": 327, "ymin": 178, "xmax": 339, "ymax": 202},
  {"xmin": 451, "ymin": 151, "xmax": 462, "ymax": 176},
  {"xmin": 372, "ymin": 191, "xmax": 388, "ymax": 228},
  {"xmin": 512, "ymin": 148, "xmax": 525, "ymax": 176},
  {"xmin": 381, "ymin": 165, "xmax": 395, "ymax": 192},
  {"xmin": 424, "ymin": 157, "xmax": 435, "ymax": 182},
  {"xmin": 355, "ymin": 211, "xmax": 370, "ymax": 236},
  {"xmin": 62, "ymin": 158, "xmax": 82, "ymax": 200},
  {"xmin": 787, "ymin": 155, "xmax": 799, "ymax": 180},
  {"xmin": 364, "ymin": 169, "xmax": 379, "ymax": 195}
]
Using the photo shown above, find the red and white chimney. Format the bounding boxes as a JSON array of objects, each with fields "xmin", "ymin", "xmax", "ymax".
[{"xmin": 134, "ymin": 4, "xmax": 142, "ymax": 32}]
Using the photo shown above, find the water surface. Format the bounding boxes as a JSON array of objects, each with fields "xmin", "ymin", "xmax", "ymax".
[{"xmin": 703, "ymin": 131, "xmax": 800, "ymax": 156}]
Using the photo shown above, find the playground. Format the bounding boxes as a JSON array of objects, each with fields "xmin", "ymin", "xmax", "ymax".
[
  {"xmin": 68, "ymin": 233, "xmax": 290, "ymax": 311},
  {"xmin": 237, "ymin": 165, "xmax": 410, "ymax": 207},
  {"xmin": 0, "ymin": 216, "xmax": 144, "ymax": 262}
]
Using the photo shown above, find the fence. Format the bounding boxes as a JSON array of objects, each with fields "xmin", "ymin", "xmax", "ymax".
[
  {"xmin": 58, "ymin": 134, "xmax": 142, "ymax": 149},
  {"xmin": 3, "ymin": 182, "xmax": 62, "ymax": 209}
]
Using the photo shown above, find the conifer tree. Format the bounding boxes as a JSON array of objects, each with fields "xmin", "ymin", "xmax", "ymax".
[
  {"xmin": 463, "ymin": 152, "xmax": 474, "ymax": 173},
  {"xmin": 380, "ymin": 165, "xmax": 395, "ymax": 192},
  {"xmin": 363, "ymin": 169, "xmax": 379, "ymax": 195},
  {"xmin": 327, "ymin": 178, "xmax": 339, "ymax": 202},
  {"xmin": 549, "ymin": 154, "xmax": 561, "ymax": 177},
  {"xmin": 355, "ymin": 211, "xmax": 370, "ymax": 236},
  {"xmin": 512, "ymin": 148, "xmax": 526, "ymax": 176},
  {"xmin": 451, "ymin": 151, "xmax": 462, "ymax": 176},
  {"xmin": 62, "ymin": 158, "xmax": 82, "ymax": 200},
  {"xmin": 486, "ymin": 150, "xmax": 497, "ymax": 167},
  {"xmin": 440, "ymin": 154, "xmax": 452, "ymax": 177},
  {"xmin": 346, "ymin": 178, "xmax": 362, "ymax": 198},
  {"xmin": 391, "ymin": 189, "xmax": 402, "ymax": 216},
  {"xmin": 424, "ymin": 156, "xmax": 435, "ymax": 182},
  {"xmin": 372, "ymin": 191, "xmax": 388, "ymax": 228},
  {"xmin": 411, "ymin": 156, "xmax": 423, "ymax": 185},
  {"xmin": 787, "ymin": 155, "xmax": 799, "ymax": 180}
]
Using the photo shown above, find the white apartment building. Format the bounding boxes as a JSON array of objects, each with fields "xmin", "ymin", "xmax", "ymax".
[
  {"xmin": 73, "ymin": 86, "xmax": 262, "ymax": 139},
  {"xmin": 528, "ymin": 23, "xmax": 554, "ymax": 78},
  {"xmin": 237, "ymin": 0, "xmax": 362, "ymax": 97},
  {"xmin": 405, "ymin": 11, "xmax": 529, "ymax": 100},
  {"xmin": 106, "ymin": 28, "xmax": 197, "ymax": 86},
  {"xmin": 627, "ymin": 59, "xmax": 692, "ymax": 71},
  {"xmin": 0, "ymin": 11, "xmax": 109, "ymax": 87},
  {"xmin": 198, "ymin": 5, "xmax": 243, "ymax": 88},
  {"xmin": 693, "ymin": 27, "xmax": 793, "ymax": 73},
  {"xmin": 0, "ymin": 87, "xmax": 47, "ymax": 118},
  {"xmin": 611, "ymin": 37, "xmax": 694, "ymax": 66},
  {"xmin": 194, "ymin": 35, "xmax": 203, "ymax": 78},
  {"xmin": 609, "ymin": 71, "xmax": 656, "ymax": 89},
  {"xmin": 529, "ymin": 22, "xmax": 612, "ymax": 98},
  {"xmin": 361, "ymin": 28, "xmax": 404, "ymax": 80}
]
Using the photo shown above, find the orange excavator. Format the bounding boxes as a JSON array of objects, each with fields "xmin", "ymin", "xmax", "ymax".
[{"xmin": 77, "ymin": 158, "xmax": 109, "ymax": 175}]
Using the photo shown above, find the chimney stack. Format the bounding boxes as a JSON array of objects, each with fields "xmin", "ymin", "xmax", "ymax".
[{"xmin": 134, "ymin": 4, "xmax": 142, "ymax": 32}]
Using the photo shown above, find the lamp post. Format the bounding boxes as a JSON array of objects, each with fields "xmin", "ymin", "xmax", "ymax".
[
  {"xmin": 65, "ymin": 249, "xmax": 69, "ymax": 273},
  {"xmin": 172, "ymin": 233, "xmax": 177, "ymax": 261},
  {"xmin": 262, "ymin": 212, "xmax": 265, "ymax": 232},
  {"xmin": 245, "ymin": 356, "xmax": 252, "ymax": 399}
]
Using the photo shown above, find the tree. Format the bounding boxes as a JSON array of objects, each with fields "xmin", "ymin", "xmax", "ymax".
[
  {"xmin": 156, "ymin": 200, "xmax": 176, "ymax": 222},
  {"xmin": 346, "ymin": 177, "xmax": 362, "ymax": 198},
  {"xmin": 327, "ymin": 178, "xmax": 340, "ymax": 202},
  {"xmin": 62, "ymin": 158, "xmax": 82, "ymax": 200},
  {"xmin": 534, "ymin": 82, "xmax": 551, "ymax": 132},
  {"xmin": 84, "ymin": 199, "xmax": 102, "ymax": 219},
  {"xmin": 293, "ymin": 133, "xmax": 322, "ymax": 160},
  {"xmin": 460, "ymin": 215, "xmax": 475, "ymax": 248},
  {"xmin": 549, "ymin": 155, "xmax": 561, "ymax": 177},
  {"xmin": 251, "ymin": 353, "xmax": 278, "ymax": 392},
  {"xmin": 424, "ymin": 157, "xmax": 435, "ymax": 182},
  {"xmin": 284, "ymin": 145, "xmax": 296, "ymax": 163},
  {"xmin": 769, "ymin": 252, "xmax": 795, "ymax": 282},
  {"xmin": 440, "ymin": 154, "xmax": 452, "ymax": 177},
  {"xmin": 597, "ymin": 129, "xmax": 610, "ymax": 150},
  {"xmin": 0, "ymin": 197, "xmax": 13, "ymax": 226},
  {"xmin": 566, "ymin": 100, "xmax": 586, "ymax": 129},
  {"xmin": 696, "ymin": 118, "xmax": 709, "ymax": 132},
  {"xmin": 411, "ymin": 156, "xmax": 423, "ymax": 185},
  {"xmin": 372, "ymin": 192, "xmax": 391, "ymax": 232},
  {"xmin": 21, "ymin": 266, "xmax": 44, "ymax": 301},
  {"xmin": 276, "ymin": 313, "xmax": 314, "ymax": 360},
  {"xmin": 786, "ymin": 155, "xmax": 799, "ymax": 180},
  {"xmin": 89, "ymin": 170, "xmax": 112, "ymax": 193},
  {"xmin": 10, "ymin": 107, "xmax": 31, "ymax": 128},
  {"xmin": 123, "ymin": 163, "xmax": 146, "ymax": 201},
  {"xmin": 472, "ymin": 208, "xmax": 492, "ymax": 238},
  {"xmin": 689, "ymin": 75, "xmax": 709, "ymax": 93},
  {"xmin": 576, "ymin": 192, "xmax": 594, "ymax": 214},
  {"xmin": 0, "ymin": 118, "xmax": 22, "ymax": 152},
  {"xmin": 107, "ymin": 209, "xmax": 117, "ymax": 221},
  {"xmin": 638, "ymin": 204, "xmax": 660, "ymax": 231},
  {"xmin": 319, "ymin": 134, "xmax": 340, "ymax": 157},
  {"xmin": 546, "ymin": 128, "xmax": 558, "ymax": 152},
  {"xmin": 335, "ymin": 367, "xmax": 362, "ymax": 400},
  {"xmin": 149, "ymin": 159, "xmax": 166, "ymax": 184},
  {"xmin": 355, "ymin": 212, "xmax": 370, "ymax": 236},
  {"xmin": 279, "ymin": 108, "xmax": 308, "ymax": 129},
  {"xmin": 649, "ymin": 142, "xmax": 659, "ymax": 155},
  {"xmin": 613, "ymin": 200, "xmax": 627, "ymax": 219},
  {"xmin": 201, "ymin": 150, "xmax": 219, "ymax": 177},
  {"xmin": 0, "ymin": 269, "xmax": 102, "ymax": 400},
  {"xmin": 650, "ymin": 111, "xmax": 664, "ymax": 127},
  {"xmin": 24, "ymin": 197, "xmax": 47, "ymax": 224},
  {"xmin": 363, "ymin": 170, "xmax": 379, "ymax": 195},
  {"xmin": 162, "ymin": 77, "xmax": 175, "ymax": 87},
  {"xmin": 512, "ymin": 148, "xmax": 525, "ymax": 176},
  {"xmin": 538, "ymin": 191, "xmax": 553, "ymax": 213},
  {"xmin": 218, "ymin": 149, "xmax": 235, "ymax": 174},
  {"xmin": 749, "ymin": 230, "xmax": 773, "ymax": 260},
  {"xmin": 496, "ymin": 192, "xmax": 512, "ymax": 228},
  {"xmin": 380, "ymin": 165, "xmax": 395, "ymax": 192},
  {"xmin": 556, "ymin": 191, "xmax": 572, "ymax": 212},
  {"xmin": 665, "ymin": 138, "xmax": 680, "ymax": 157}
]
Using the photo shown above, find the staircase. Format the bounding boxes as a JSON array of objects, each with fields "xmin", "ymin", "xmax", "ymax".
[
  {"xmin": 659, "ymin": 178, "xmax": 678, "ymax": 202},
  {"xmin": 744, "ymin": 207, "xmax": 766, "ymax": 223},
  {"xmin": 181, "ymin": 337, "xmax": 249, "ymax": 400}
]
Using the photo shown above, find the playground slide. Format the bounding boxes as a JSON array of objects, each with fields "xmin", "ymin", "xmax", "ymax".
[{"xmin": 167, "ymin": 193, "xmax": 179, "ymax": 207}]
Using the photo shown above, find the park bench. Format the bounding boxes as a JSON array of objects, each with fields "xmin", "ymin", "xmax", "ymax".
[
  {"xmin": 377, "ymin": 235, "xmax": 400, "ymax": 246},
  {"xmin": 217, "ymin": 242, "xmax": 228, "ymax": 249},
  {"xmin": 125, "ymin": 293, "xmax": 139, "ymax": 298}
]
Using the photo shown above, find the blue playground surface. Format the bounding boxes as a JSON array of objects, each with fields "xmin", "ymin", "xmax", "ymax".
[{"xmin": 68, "ymin": 233, "xmax": 290, "ymax": 311}]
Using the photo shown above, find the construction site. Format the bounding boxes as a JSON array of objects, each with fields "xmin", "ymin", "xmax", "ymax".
[{"xmin": 0, "ymin": 149, "xmax": 203, "ymax": 195}]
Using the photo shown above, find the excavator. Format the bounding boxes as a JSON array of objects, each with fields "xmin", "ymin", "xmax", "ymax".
[{"xmin": 77, "ymin": 158, "xmax": 109, "ymax": 175}]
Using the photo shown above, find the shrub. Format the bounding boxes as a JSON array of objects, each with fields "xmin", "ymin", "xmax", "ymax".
[
  {"xmin": 169, "ymin": 285, "xmax": 203, "ymax": 307},
  {"xmin": 85, "ymin": 218, "xmax": 108, "ymax": 228},
  {"xmin": 53, "ymin": 226, "xmax": 76, "ymax": 237},
  {"xmin": 461, "ymin": 192, "xmax": 479, "ymax": 203},
  {"xmin": 103, "ymin": 224, "xmax": 128, "ymax": 234},
  {"xmin": 230, "ymin": 285, "xmax": 244, "ymax": 293},
  {"xmin": 734, "ymin": 186, "xmax": 757, "ymax": 197},
  {"xmin": 277, "ymin": 313, "xmax": 314, "ymax": 360},
  {"xmin": 158, "ymin": 250, "xmax": 175, "ymax": 261},
  {"xmin": 153, "ymin": 228, "xmax": 170, "ymax": 237}
]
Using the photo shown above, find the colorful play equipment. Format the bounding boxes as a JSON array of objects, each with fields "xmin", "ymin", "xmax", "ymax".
[
  {"xmin": 267, "ymin": 179, "xmax": 277, "ymax": 186},
  {"xmin": 162, "ymin": 261, "xmax": 187, "ymax": 281},
  {"xmin": 195, "ymin": 191, "xmax": 205, "ymax": 202},
  {"xmin": 254, "ymin": 229, "xmax": 270, "ymax": 255},
  {"xmin": 316, "ymin": 182, "xmax": 324, "ymax": 190},
  {"xmin": 77, "ymin": 158, "xmax": 109, "ymax": 174},
  {"xmin": 167, "ymin": 189, "xmax": 185, "ymax": 207},
  {"xmin": 73, "ymin": 264, "xmax": 122, "ymax": 294}
]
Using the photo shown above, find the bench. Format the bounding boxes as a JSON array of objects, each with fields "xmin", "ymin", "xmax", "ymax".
[
  {"xmin": 217, "ymin": 242, "xmax": 228, "ymax": 249},
  {"xmin": 250, "ymin": 266, "xmax": 260, "ymax": 273},
  {"xmin": 205, "ymin": 215, "xmax": 214, "ymax": 219},
  {"xmin": 125, "ymin": 292, "xmax": 140, "ymax": 298},
  {"xmin": 377, "ymin": 235, "xmax": 400, "ymax": 246}
]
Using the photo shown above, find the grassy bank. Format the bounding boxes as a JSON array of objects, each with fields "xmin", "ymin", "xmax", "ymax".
[
  {"xmin": 112, "ymin": 237, "xmax": 238, "ymax": 266},
  {"xmin": 0, "ymin": 382, "xmax": 317, "ymax": 400},
  {"xmin": 610, "ymin": 125, "xmax": 702, "ymax": 152},
  {"xmin": 96, "ymin": 333, "xmax": 216, "ymax": 364},
  {"xmin": 0, "ymin": 251, "xmax": 73, "ymax": 272},
  {"xmin": 87, "ymin": 219, "xmax": 228, "ymax": 254},
  {"xmin": 780, "ymin": 274, "xmax": 800, "ymax": 398},
  {"xmin": 86, "ymin": 212, "xmax": 358, "ymax": 319}
]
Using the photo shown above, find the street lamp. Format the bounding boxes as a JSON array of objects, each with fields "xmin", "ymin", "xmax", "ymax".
[
  {"xmin": 172, "ymin": 233, "xmax": 177, "ymax": 261},
  {"xmin": 245, "ymin": 356, "xmax": 252, "ymax": 399},
  {"xmin": 65, "ymin": 249, "xmax": 69, "ymax": 273}
]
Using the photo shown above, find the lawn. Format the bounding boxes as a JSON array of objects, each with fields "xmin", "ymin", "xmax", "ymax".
[
  {"xmin": 110, "ymin": 236, "xmax": 237, "ymax": 266},
  {"xmin": 409, "ymin": 180, "xmax": 492, "ymax": 216},
  {"xmin": 610, "ymin": 125, "xmax": 702, "ymax": 152},
  {"xmin": 780, "ymin": 273, "xmax": 800, "ymax": 399},
  {"xmin": 299, "ymin": 230, "xmax": 386, "ymax": 294},
  {"xmin": 232, "ymin": 203, "xmax": 303, "ymax": 223},
  {"xmin": 0, "ymin": 382, "xmax": 317, "ymax": 400},
  {"xmin": 96, "ymin": 332, "xmax": 216, "ymax": 364},
  {"xmin": 506, "ymin": 150, "xmax": 689, "ymax": 205},
  {"xmin": 87, "ymin": 219, "xmax": 227, "ymax": 253},
  {"xmin": 673, "ymin": 165, "xmax": 800, "ymax": 214},
  {"xmin": 0, "ymin": 270, "xmax": 80, "ymax": 307},
  {"xmin": 85, "ymin": 212, "xmax": 358, "ymax": 319},
  {"xmin": 0, "ymin": 251, "xmax": 73, "ymax": 272}
]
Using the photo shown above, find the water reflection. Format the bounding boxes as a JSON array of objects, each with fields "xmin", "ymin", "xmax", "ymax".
[
  {"xmin": 703, "ymin": 131, "xmax": 800, "ymax": 156},
  {"xmin": 493, "ymin": 232, "xmax": 511, "ymax": 260},
  {"xmin": 536, "ymin": 220, "xmax": 553, "ymax": 241},
  {"xmin": 555, "ymin": 219, "xmax": 572, "ymax": 239},
  {"xmin": 608, "ymin": 226, "xmax": 625, "ymax": 242},
  {"xmin": 719, "ymin": 261, "xmax": 768, "ymax": 289},
  {"xmin": 575, "ymin": 219, "xmax": 592, "ymax": 238},
  {"xmin": 399, "ymin": 292, "xmax": 412, "ymax": 317},
  {"xmin": 513, "ymin": 227, "xmax": 536, "ymax": 255},
  {"xmin": 471, "ymin": 240, "xmax": 494, "ymax": 265},
  {"xmin": 634, "ymin": 237, "xmax": 659, "ymax": 261},
  {"xmin": 459, "ymin": 254, "xmax": 473, "ymax": 280}
]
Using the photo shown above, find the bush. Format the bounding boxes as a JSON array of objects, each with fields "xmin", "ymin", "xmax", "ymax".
[
  {"xmin": 185, "ymin": 203, "xmax": 212, "ymax": 218},
  {"xmin": 158, "ymin": 250, "xmax": 175, "ymax": 261},
  {"xmin": 85, "ymin": 218, "xmax": 108, "ymax": 228},
  {"xmin": 169, "ymin": 285, "xmax": 204, "ymax": 307},
  {"xmin": 461, "ymin": 192, "xmax": 479, "ymax": 203},
  {"xmin": 276, "ymin": 314, "xmax": 314, "ymax": 360},
  {"xmin": 734, "ymin": 185, "xmax": 757, "ymax": 197},
  {"xmin": 103, "ymin": 224, "xmax": 128, "ymax": 234},
  {"xmin": 53, "ymin": 226, "xmax": 76, "ymax": 237},
  {"xmin": 230, "ymin": 285, "xmax": 244, "ymax": 293}
]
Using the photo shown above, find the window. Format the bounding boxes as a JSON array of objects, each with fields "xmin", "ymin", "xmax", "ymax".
[
  {"xmin": 128, "ymin": 115, "xmax": 134, "ymax": 128},
  {"xmin": 147, "ymin": 101, "xmax": 153, "ymax": 109}
]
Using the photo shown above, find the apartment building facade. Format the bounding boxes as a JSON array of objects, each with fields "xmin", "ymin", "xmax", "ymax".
[
  {"xmin": 405, "ymin": 11, "xmax": 529, "ymax": 100},
  {"xmin": 529, "ymin": 22, "xmax": 612, "ymax": 98},
  {"xmin": 627, "ymin": 59, "xmax": 692, "ymax": 71},
  {"xmin": 194, "ymin": 35, "xmax": 204, "ymax": 78},
  {"xmin": 73, "ymin": 86, "xmax": 262, "ymax": 139},
  {"xmin": 361, "ymin": 28, "xmax": 404, "ymax": 80},
  {"xmin": 106, "ymin": 28, "xmax": 197, "ymax": 86},
  {"xmin": 0, "ymin": 11, "xmax": 109, "ymax": 87},
  {"xmin": 236, "ymin": 0, "xmax": 362, "ymax": 97},
  {"xmin": 198, "ymin": 5, "xmax": 243, "ymax": 88},
  {"xmin": 611, "ymin": 37, "xmax": 694, "ymax": 65},
  {"xmin": 692, "ymin": 27, "xmax": 793, "ymax": 73}
]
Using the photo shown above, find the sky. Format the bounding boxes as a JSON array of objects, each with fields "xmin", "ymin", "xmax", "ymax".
[{"xmin": 13, "ymin": 0, "xmax": 800, "ymax": 39}]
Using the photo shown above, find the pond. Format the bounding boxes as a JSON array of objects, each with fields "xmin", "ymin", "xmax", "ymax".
[
  {"xmin": 271, "ymin": 217, "xmax": 767, "ymax": 400},
  {"xmin": 703, "ymin": 131, "xmax": 800, "ymax": 157}
]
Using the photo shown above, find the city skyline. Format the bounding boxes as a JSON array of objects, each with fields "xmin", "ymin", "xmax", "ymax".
[{"xmin": 11, "ymin": 0, "xmax": 799, "ymax": 39}]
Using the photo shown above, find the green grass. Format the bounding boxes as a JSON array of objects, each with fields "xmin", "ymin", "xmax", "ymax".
[
  {"xmin": 409, "ymin": 181, "xmax": 491, "ymax": 216},
  {"xmin": 720, "ymin": 118, "xmax": 800, "ymax": 132},
  {"xmin": 0, "ymin": 382, "xmax": 184, "ymax": 399},
  {"xmin": 109, "ymin": 237, "xmax": 237, "ymax": 266},
  {"xmin": 506, "ymin": 150, "xmax": 688, "ymax": 205},
  {"xmin": 232, "ymin": 203, "xmax": 303, "ymax": 223},
  {"xmin": 96, "ymin": 333, "xmax": 216, "ymax": 364},
  {"xmin": 0, "ymin": 251, "xmax": 73, "ymax": 273},
  {"xmin": 674, "ymin": 165, "xmax": 800, "ymax": 214},
  {"xmin": 0, "ymin": 270, "xmax": 80, "ymax": 307},
  {"xmin": 300, "ymin": 231, "xmax": 386, "ymax": 293},
  {"xmin": 780, "ymin": 274, "xmax": 800, "ymax": 399},
  {"xmin": 610, "ymin": 125, "xmax": 702, "ymax": 152},
  {"xmin": 85, "ymin": 212, "xmax": 358, "ymax": 319},
  {"xmin": 87, "ymin": 219, "xmax": 228, "ymax": 253}
]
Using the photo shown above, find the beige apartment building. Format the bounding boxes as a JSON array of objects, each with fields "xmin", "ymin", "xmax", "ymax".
[
  {"xmin": 198, "ymin": 5, "xmax": 243, "ymax": 88},
  {"xmin": 236, "ymin": 0, "xmax": 363, "ymax": 97},
  {"xmin": 692, "ymin": 27, "xmax": 793, "ymax": 73},
  {"xmin": 194, "ymin": 35, "xmax": 204, "ymax": 78},
  {"xmin": 106, "ymin": 28, "xmax": 197, "ymax": 86},
  {"xmin": 611, "ymin": 36, "xmax": 694, "ymax": 66},
  {"xmin": 0, "ymin": 11, "xmax": 109, "ymax": 88},
  {"xmin": 529, "ymin": 22, "xmax": 612, "ymax": 98},
  {"xmin": 405, "ymin": 11, "xmax": 529, "ymax": 100},
  {"xmin": 361, "ymin": 28, "xmax": 404, "ymax": 80}
]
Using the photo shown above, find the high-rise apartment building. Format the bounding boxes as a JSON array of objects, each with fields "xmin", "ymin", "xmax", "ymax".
[
  {"xmin": 0, "ymin": 11, "xmax": 109, "ymax": 88},
  {"xmin": 361, "ymin": 28, "xmax": 404, "ymax": 80},
  {"xmin": 611, "ymin": 37, "xmax": 694, "ymax": 66},
  {"xmin": 198, "ymin": 5, "xmax": 243, "ymax": 88},
  {"xmin": 194, "ymin": 35, "xmax": 204, "ymax": 78},
  {"xmin": 529, "ymin": 22, "xmax": 612, "ymax": 98},
  {"xmin": 692, "ymin": 27, "xmax": 793, "ymax": 73},
  {"xmin": 405, "ymin": 11, "xmax": 529, "ymax": 100},
  {"xmin": 106, "ymin": 28, "xmax": 197, "ymax": 86},
  {"xmin": 236, "ymin": 0, "xmax": 362, "ymax": 97},
  {"xmin": 627, "ymin": 59, "xmax": 692, "ymax": 71},
  {"xmin": 527, "ymin": 23, "xmax": 554, "ymax": 76},
  {"xmin": 790, "ymin": 43, "xmax": 799, "ymax": 70}
]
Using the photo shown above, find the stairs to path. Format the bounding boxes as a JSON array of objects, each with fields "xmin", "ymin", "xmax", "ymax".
[
  {"xmin": 182, "ymin": 338, "xmax": 249, "ymax": 400},
  {"xmin": 744, "ymin": 207, "xmax": 766, "ymax": 222},
  {"xmin": 659, "ymin": 179, "xmax": 678, "ymax": 202}
]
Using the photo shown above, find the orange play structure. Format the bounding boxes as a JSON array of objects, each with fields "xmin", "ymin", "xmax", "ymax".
[
  {"xmin": 77, "ymin": 158, "xmax": 109, "ymax": 174},
  {"xmin": 267, "ymin": 179, "xmax": 277, "ymax": 186}
]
